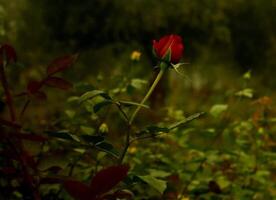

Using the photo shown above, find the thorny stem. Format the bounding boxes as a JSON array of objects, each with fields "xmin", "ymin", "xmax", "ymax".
[{"xmin": 119, "ymin": 63, "xmax": 167, "ymax": 164}]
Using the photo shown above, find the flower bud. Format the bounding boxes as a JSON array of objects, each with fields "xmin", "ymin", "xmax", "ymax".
[{"xmin": 153, "ymin": 34, "xmax": 184, "ymax": 64}]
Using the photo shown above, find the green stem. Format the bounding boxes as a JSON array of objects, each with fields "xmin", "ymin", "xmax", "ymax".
[
  {"xmin": 118, "ymin": 124, "xmax": 131, "ymax": 164},
  {"xmin": 129, "ymin": 67, "xmax": 165, "ymax": 124},
  {"xmin": 119, "ymin": 63, "xmax": 167, "ymax": 164}
]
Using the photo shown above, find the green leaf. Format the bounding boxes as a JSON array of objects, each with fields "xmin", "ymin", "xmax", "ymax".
[
  {"xmin": 216, "ymin": 176, "xmax": 231, "ymax": 189},
  {"xmin": 209, "ymin": 104, "xmax": 228, "ymax": 118},
  {"xmin": 97, "ymin": 152, "xmax": 107, "ymax": 160},
  {"xmin": 169, "ymin": 112, "xmax": 205, "ymax": 130},
  {"xmin": 96, "ymin": 142, "xmax": 119, "ymax": 158},
  {"xmin": 147, "ymin": 126, "xmax": 169, "ymax": 133},
  {"xmin": 81, "ymin": 135, "xmax": 104, "ymax": 145},
  {"xmin": 137, "ymin": 112, "xmax": 204, "ymax": 136},
  {"xmin": 243, "ymin": 70, "xmax": 251, "ymax": 79},
  {"xmin": 171, "ymin": 62, "xmax": 190, "ymax": 78},
  {"xmin": 138, "ymin": 175, "xmax": 167, "ymax": 194},
  {"xmin": 235, "ymin": 88, "xmax": 254, "ymax": 98},
  {"xmin": 38, "ymin": 154, "xmax": 69, "ymax": 171},
  {"xmin": 80, "ymin": 126, "xmax": 95, "ymax": 135},
  {"xmin": 45, "ymin": 130, "xmax": 78, "ymax": 141},
  {"xmin": 130, "ymin": 79, "xmax": 147, "ymax": 90},
  {"xmin": 67, "ymin": 96, "xmax": 80, "ymax": 104},
  {"xmin": 149, "ymin": 169, "xmax": 170, "ymax": 178},
  {"xmin": 73, "ymin": 148, "xmax": 86, "ymax": 154},
  {"xmin": 65, "ymin": 110, "xmax": 76, "ymax": 118},
  {"xmin": 74, "ymin": 82, "xmax": 95, "ymax": 92},
  {"xmin": 118, "ymin": 100, "xmax": 149, "ymax": 109},
  {"xmin": 79, "ymin": 90, "xmax": 111, "ymax": 103},
  {"xmin": 137, "ymin": 125, "xmax": 169, "ymax": 136},
  {"xmin": 93, "ymin": 100, "xmax": 113, "ymax": 113}
]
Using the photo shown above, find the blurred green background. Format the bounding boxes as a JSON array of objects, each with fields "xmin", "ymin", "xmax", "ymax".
[
  {"xmin": 1, "ymin": 0, "xmax": 275, "ymax": 74},
  {"xmin": 0, "ymin": 0, "xmax": 275, "ymax": 115}
]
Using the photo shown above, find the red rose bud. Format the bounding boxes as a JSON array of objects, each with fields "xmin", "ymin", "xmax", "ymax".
[{"xmin": 153, "ymin": 34, "xmax": 184, "ymax": 64}]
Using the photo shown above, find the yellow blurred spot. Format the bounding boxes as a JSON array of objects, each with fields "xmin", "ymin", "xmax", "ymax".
[
  {"xmin": 130, "ymin": 51, "xmax": 141, "ymax": 61},
  {"xmin": 99, "ymin": 123, "xmax": 108, "ymax": 133},
  {"xmin": 258, "ymin": 127, "xmax": 264, "ymax": 134},
  {"xmin": 128, "ymin": 146, "xmax": 137, "ymax": 154}
]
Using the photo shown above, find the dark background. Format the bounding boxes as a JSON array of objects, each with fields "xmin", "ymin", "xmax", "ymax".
[
  {"xmin": 0, "ymin": 0, "xmax": 275, "ymax": 112},
  {"xmin": 1, "ymin": 0, "xmax": 275, "ymax": 72}
]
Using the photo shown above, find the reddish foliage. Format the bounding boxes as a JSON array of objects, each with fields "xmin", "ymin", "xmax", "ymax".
[
  {"xmin": 90, "ymin": 164, "xmax": 130, "ymax": 195},
  {"xmin": 64, "ymin": 180, "xmax": 95, "ymax": 200},
  {"xmin": 47, "ymin": 54, "xmax": 78, "ymax": 75},
  {"xmin": 45, "ymin": 77, "xmax": 73, "ymax": 90},
  {"xmin": 0, "ymin": 44, "xmax": 17, "ymax": 64},
  {"xmin": 64, "ymin": 164, "xmax": 130, "ymax": 200},
  {"xmin": 27, "ymin": 80, "xmax": 42, "ymax": 94}
]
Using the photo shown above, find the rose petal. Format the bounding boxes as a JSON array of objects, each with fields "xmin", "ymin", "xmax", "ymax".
[{"xmin": 152, "ymin": 34, "xmax": 184, "ymax": 63}]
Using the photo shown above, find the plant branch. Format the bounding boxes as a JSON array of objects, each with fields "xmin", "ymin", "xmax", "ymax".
[
  {"xmin": 115, "ymin": 103, "xmax": 130, "ymax": 122},
  {"xmin": 118, "ymin": 124, "xmax": 131, "ymax": 164},
  {"xmin": 119, "ymin": 65, "xmax": 167, "ymax": 164},
  {"xmin": 129, "ymin": 68, "xmax": 165, "ymax": 124},
  {"xmin": 20, "ymin": 99, "xmax": 31, "ymax": 119},
  {"xmin": 0, "ymin": 62, "xmax": 16, "ymax": 121}
]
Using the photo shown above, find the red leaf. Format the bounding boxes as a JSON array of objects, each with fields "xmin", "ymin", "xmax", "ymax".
[
  {"xmin": 27, "ymin": 80, "xmax": 42, "ymax": 94},
  {"xmin": 90, "ymin": 164, "xmax": 130, "ymax": 195},
  {"xmin": 47, "ymin": 54, "xmax": 78, "ymax": 75},
  {"xmin": 0, "ymin": 44, "xmax": 17, "ymax": 64},
  {"xmin": 45, "ymin": 77, "xmax": 73, "ymax": 90},
  {"xmin": 64, "ymin": 180, "xmax": 96, "ymax": 200}
]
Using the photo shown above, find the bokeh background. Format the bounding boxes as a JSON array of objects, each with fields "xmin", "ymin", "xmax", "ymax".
[
  {"xmin": 1, "ymin": 0, "xmax": 275, "ymax": 115},
  {"xmin": 1, "ymin": 0, "xmax": 275, "ymax": 75}
]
